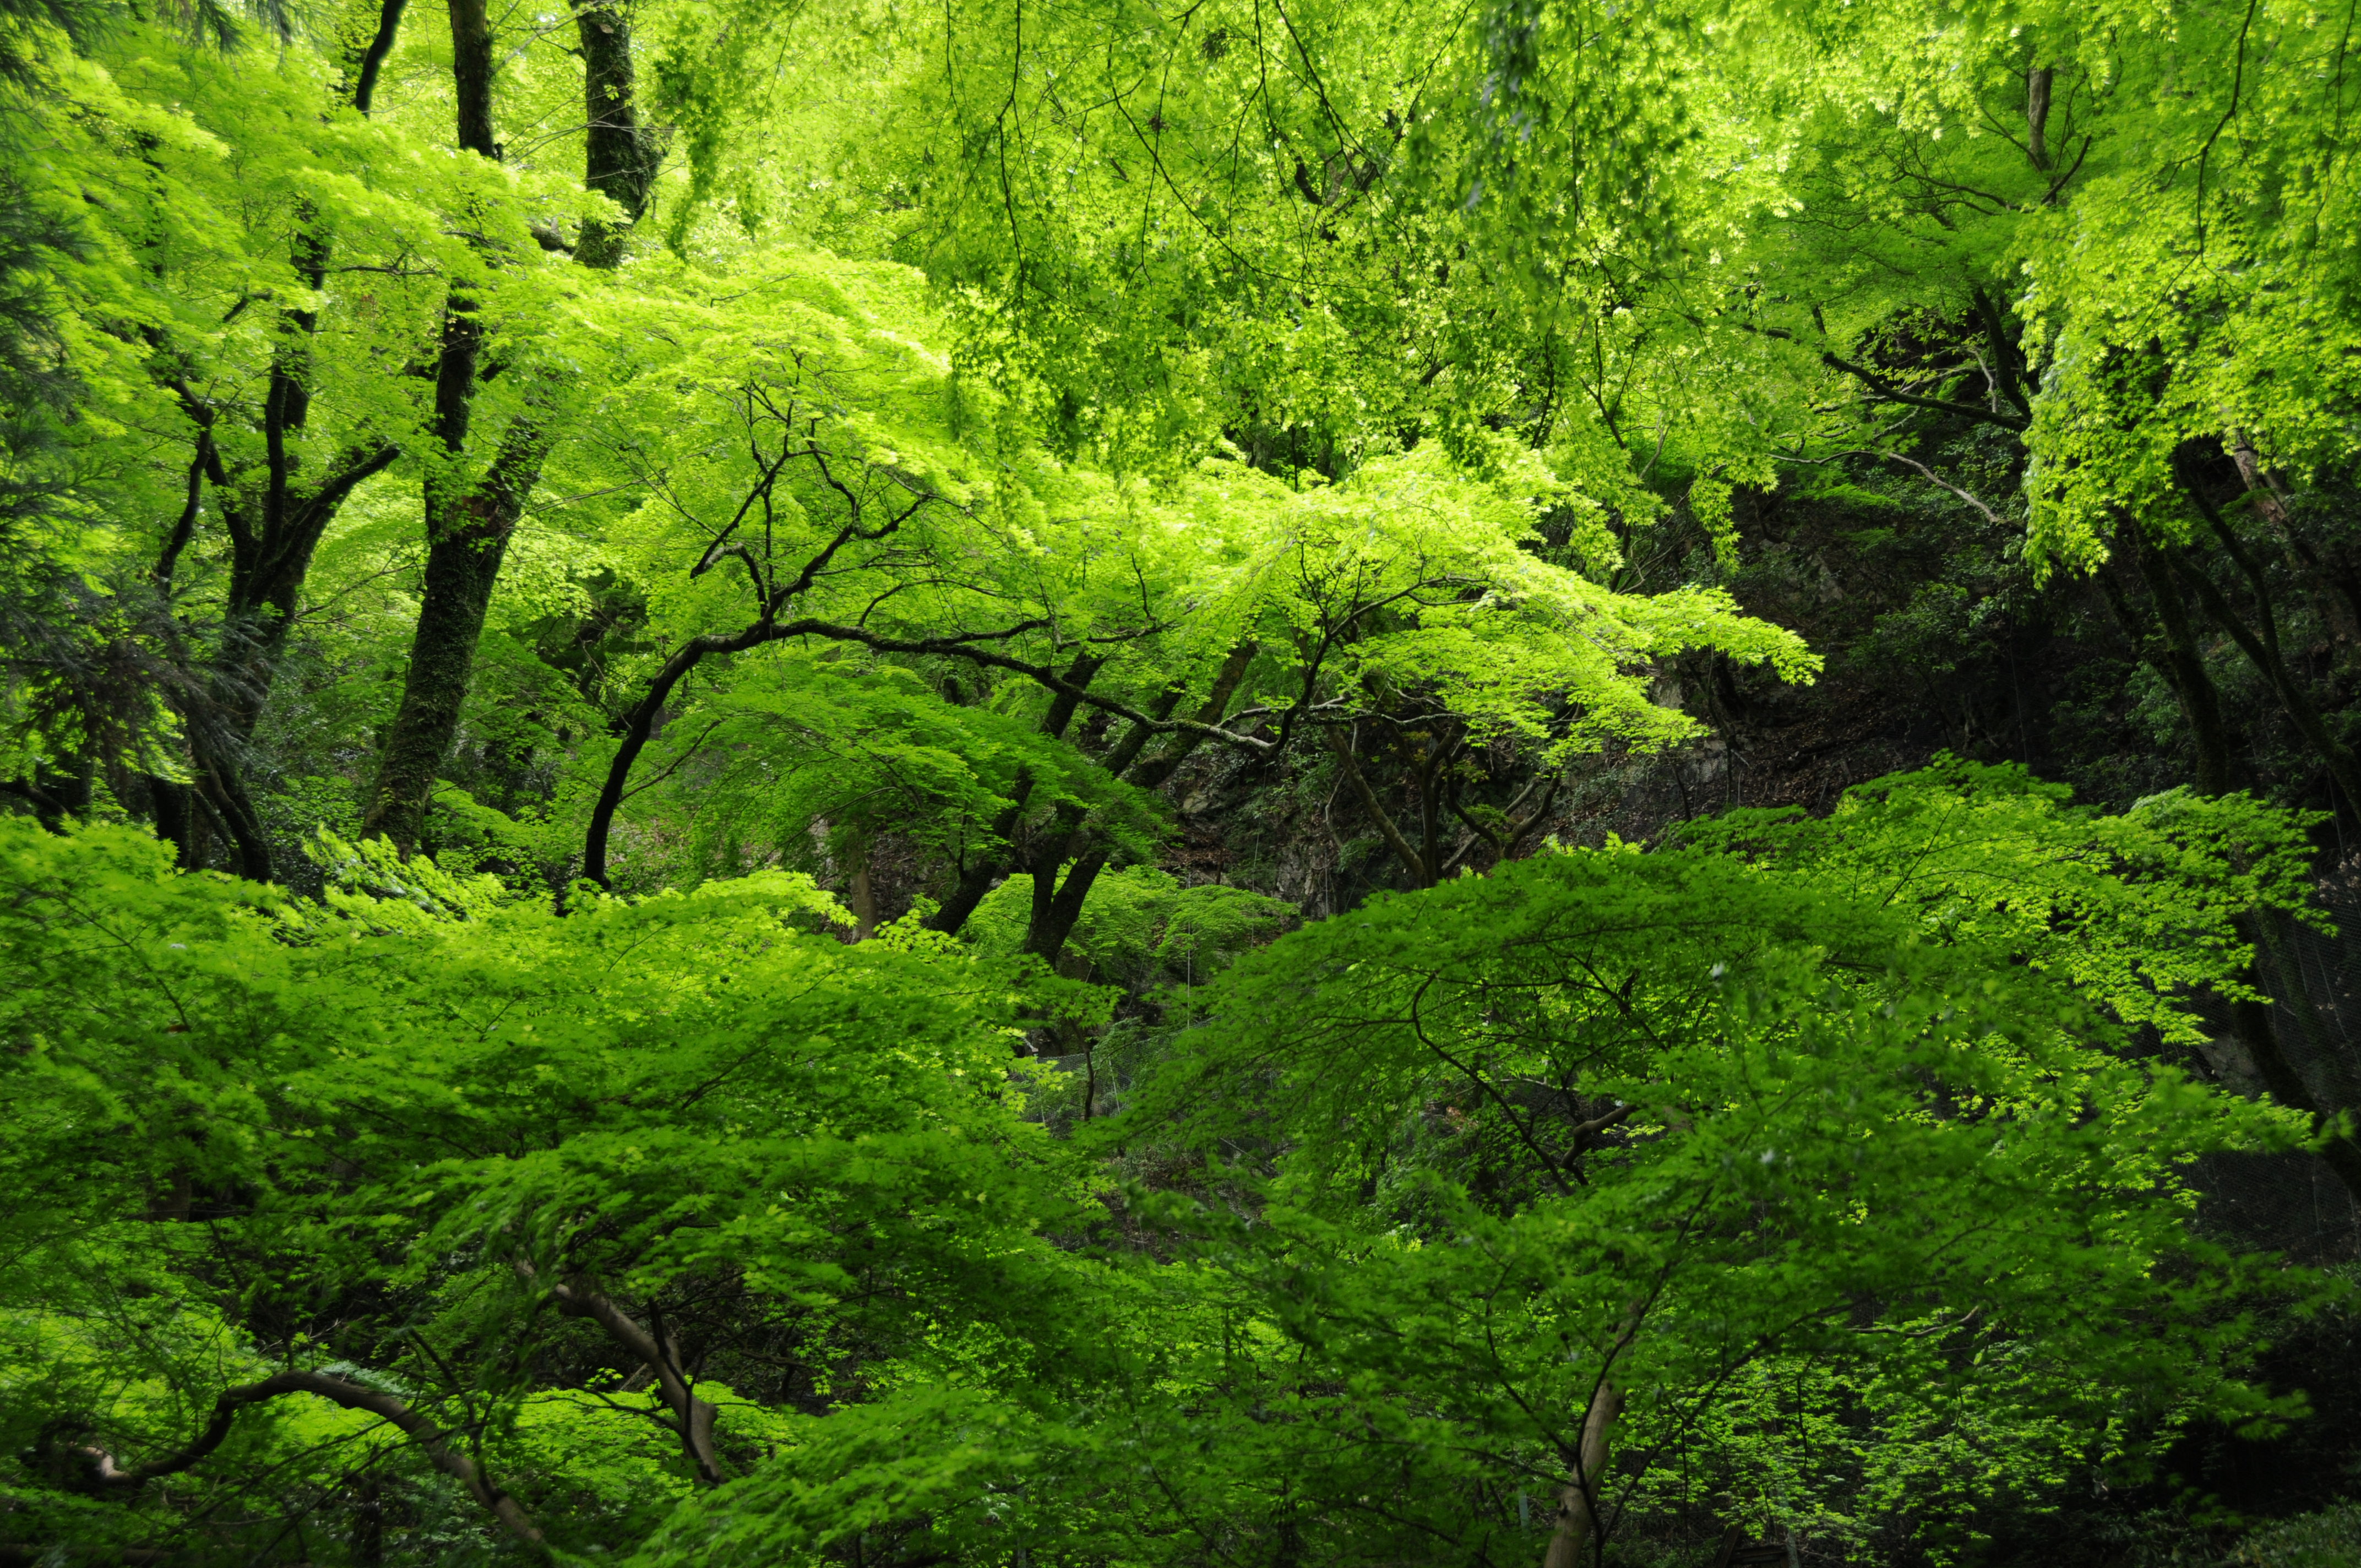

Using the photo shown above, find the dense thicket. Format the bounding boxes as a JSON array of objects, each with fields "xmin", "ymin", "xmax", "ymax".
[{"xmin": 5, "ymin": 0, "xmax": 2361, "ymax": 1562}]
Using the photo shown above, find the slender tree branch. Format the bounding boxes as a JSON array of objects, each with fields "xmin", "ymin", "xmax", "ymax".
[{"xmin": 53, "ymin": 1370, "xmax": 547, "ymax": 1556}]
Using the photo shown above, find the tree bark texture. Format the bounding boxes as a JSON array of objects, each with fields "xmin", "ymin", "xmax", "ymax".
[
  {"xmin": 447, "ymin": 0, "xmax": 497, "ymax": 158},
  {"xmin": 2025, "ymin": 65, "xmax": 2053, "ymax": 170},
  {"xmin": 360, "ymin": 20, "xmax": 565, "ymax": 853},
  {"xmin": 362, "ymin": 420, "xmax": 547, "ymax": 851},
  {"xmin": 574, "ymin": 0, "xmax": 656, "ymax": 267}
]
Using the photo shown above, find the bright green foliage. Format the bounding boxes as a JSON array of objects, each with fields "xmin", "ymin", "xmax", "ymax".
[
  {"xmin": 1679, "ymin": 758, "xmax": 2327, "ymax": 1045},
  {"xmin": 0, "ymin": 775, "xmax": 2336, "ymax": 1565},
  {"xmin": 871, "ymin": 0, "xmax": 2361, "ymax": 584},
  {"xmin": 0, "ymin": 815, "xmax": 1100, "ymax": 1558},
  {"xmin": 1107, "ymin": 841, "xmax": 2311, "ymax": 1562},
  {"xmin": 621, "ymin": 805, "xmax": 2321, "ymax": 1568},
  {"xmin": 6, "ymin": 0, "xmax": 2361, "ymax": 1560},
  {"xmin": 582, "ymin": 349, "xmax": 1818, "ymax": 890},
  {"xmin": 617, "ymin": 651, "xmax": 1161, "ymax": 890}
]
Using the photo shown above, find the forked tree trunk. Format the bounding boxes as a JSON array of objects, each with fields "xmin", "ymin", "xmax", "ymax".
[{"xmin": 1009, "ymin": 641, "xmax": 1259, "ymax": 960}]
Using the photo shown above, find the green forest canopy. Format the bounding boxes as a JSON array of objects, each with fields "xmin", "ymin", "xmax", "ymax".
[{"xmin": 6, "ymin": 0, "xmax": 2361, "ymax": 1561}]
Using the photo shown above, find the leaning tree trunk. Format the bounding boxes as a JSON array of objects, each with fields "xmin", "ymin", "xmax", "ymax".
[
  {"xmin": 361, "ymin": 514, "xmax": 512, "ymax": 849},
  {"xmin": 338, "ymin": 0, "xmax": 408, "ymax": 115},
  {"xmin": 359, "ymin": 0, "xmax": 542, "ymax": 852},
  {"xmin": 362, "ymin": 0, "xmax": 499, "ymax": 855}
]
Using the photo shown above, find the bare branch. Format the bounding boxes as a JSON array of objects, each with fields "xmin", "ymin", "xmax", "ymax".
[{"xmin": 53, "ymin": 1370, "xmax": 547, "ymax": 1556}]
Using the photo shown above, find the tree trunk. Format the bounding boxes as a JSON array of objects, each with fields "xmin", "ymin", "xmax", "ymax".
[
  {"xmin": 1542, "ymin": 1381, "xmax": 1623, "ymax": 1568},
  {"xmin": 446, "ymin": 0, "xmax": 497, "ymax": 158},
  {"xmin": 849, "ymin": 864, "xmax": 877, "ymax": 939},
  {"xmin": 195, "ymin": 738, "xmax": 275, "ymax": 881},
  {"xmin": 1011, "ymin": 644, "xmax": 1257, "ymax": 960},
  {"xmin": 143, "ymin": 172, "xmax": 398, "ymax": 877},
  {"xmin": 2025, "ymin": 65, "xmax": 2053, "ymax": 171},
  {"xmin": 545, "ymin": 1277, "xmax": 723, "ymax": 1485},
  {"xmin": 360, "ymin": 19, "xmax": 555, "ymax": 853},
  {"xmin": 1326, "ymin": 727, "xmax": 1433, "ymax": 889},
  {"xmin": 148, "ymin": 777, "xmax": 194, "ymax": 868},
  {"xmin": 580, "ymin": 636, "xmax": 724, "ymax": 888},
  {"xmin": 362, "ymin": 433, "xmax": 543, "ymax": 851},
  {"xmin": 361, "ymin": 516, "xmax": 507, "ymax": 850},
  {"xmin": 1022, "ymin": 839, "xmax": 1107, "ymax": 963},
  {"xmin": 342, "ymin": 0, "xmax": 407, "ymax": 115},
  {"xmin": 926, "ymin": 654, "xmax": 1103, "ymax": 937},
  {"xmin": 2123, "ymin": 540, "xmax": 2235, "ymax": 798},
  {"xmin": 574, "ymin": 0, "xmax": 655, "ymax": 267}
]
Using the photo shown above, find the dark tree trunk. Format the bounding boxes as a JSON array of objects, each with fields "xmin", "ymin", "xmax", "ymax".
[
  {"xmin": 1010, "ymin": 644, "xmax": 1257, "ymax": 961},
  {"xmin": 363, "ymin": 423, "xmax": 546, "ymax": 852},
  {"xmin": 2025, "ymin": 64, "xmax": 2053, "ymax": 171},
  {"xmin": 2124, "ymin": 536, "xmax": 2235, "ymax": 798},
  {"xmin": 580, "ymin": 629, "xmax": 747, "ymax": 887},
  {"xmin": 142, "ymin": 185, "xmax": 398, "ymax": 878},
  {"xmin": 447, "ymin": 0, "xmax": 497, "ymax": 159},
  {"xmin": 360, "ymin": 10, "xmax": 557, "ymax": 853},
  {"xmin": 925, "ymin": 654, "xmax": 1105, "ymax": 937},
  {"xmin": 576, "ymin": 481, "xmax": 933, "ymax": 885},
  {"xmin": 344, "ymin": 0, "xmax": 407, "ymax": 115},
  {"xmin": 1021, "ymin": 846, "xmax": 1108, "ymax": 963},
  {"xmin": 574, "ymin": 0, "xmax": 655, "ymax": 267},
  {"xmin": 196, "ymin": 744, "xmax": 274, "ymax": 881},
  {"xmin": 927, "ymin": 777, "xmax": 1035, "ymax": 934},
  {"xmin": 148, "ymin": 777, "xmax": 194, "ymax": 868},
  {"xmin": 363, "ymin": 0, "xmax": 659, "ymax": 851},
  {"xmin": 362, "ymin": 518, "xmax": 509, "ymax": 849}
]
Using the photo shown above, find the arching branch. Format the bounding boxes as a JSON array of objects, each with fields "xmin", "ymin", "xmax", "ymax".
[{"xmin": 47, "ymin": 1370, "xmax": 547, "ymax": 1556}]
